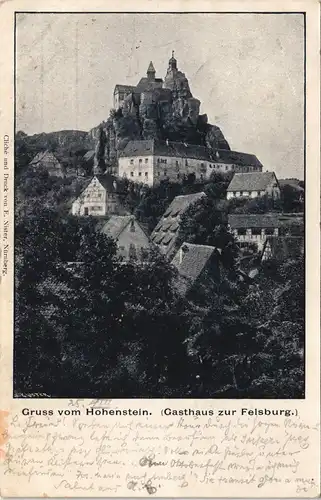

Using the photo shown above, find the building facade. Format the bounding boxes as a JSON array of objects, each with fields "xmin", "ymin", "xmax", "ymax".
[
  {"xmin": 228, "ymin": 213, "xmax": 303, "ymax": 252},
  {"xmin": 118, "ymin": 140, "xmax": 262, "ymax": 187},
  {"xmin": 113, "ymin": 61, "xmax": 163, "ymax": 110},
  {"xmin": 71, "ymin": 175, "xmax": 126, "ymax": 217},
  {"xmin": 228, "ymin": 214, "xmax": 281, "ymax": 252},
  {"xmin": 29, "ymin": 150, "xmax": 65, "ymax": 177},
  {"xmin": 99, "ymin": 215, "xmax": 150, "ymax": 262},
  {"xmin": 226, "ymin": 171, "xmax": 280, "ymax": 200}
]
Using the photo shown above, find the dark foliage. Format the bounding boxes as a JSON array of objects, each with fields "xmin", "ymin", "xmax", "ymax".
[{"xmin": 14, "ymin": 163, "xmax": 304, "ymax": 398}]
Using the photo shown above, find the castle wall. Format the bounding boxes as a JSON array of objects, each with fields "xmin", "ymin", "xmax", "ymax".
[{"xmin": 118, "ymin": 155, "xmax": 155, "ymax": 187}]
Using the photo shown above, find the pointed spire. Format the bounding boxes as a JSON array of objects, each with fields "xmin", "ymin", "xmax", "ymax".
[
  {"xmin": 147, "ymin": 61, "xmax": 155, "ymax": 73},
  {"xmin": 147, "ymin": 61, "xmax": 156, "ymax": 81},
  {"xmin": 169, "ymin": 50, "xmax": 177, "ymax": 70}
]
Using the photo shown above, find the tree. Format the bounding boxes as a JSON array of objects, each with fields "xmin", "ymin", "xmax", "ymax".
[{"xmin": 176, "ymin": 196, "xmax": 238, "ymax": 268}]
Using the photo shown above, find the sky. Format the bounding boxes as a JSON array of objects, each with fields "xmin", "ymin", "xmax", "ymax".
[{"xmin": 16, "ymin": 13, "xmax": 304, "ymax": 179}]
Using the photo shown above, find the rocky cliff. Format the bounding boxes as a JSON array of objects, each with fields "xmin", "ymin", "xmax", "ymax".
[{"xmin": 91, "ymin": 78, "xmax": 230, "ymax": 172}]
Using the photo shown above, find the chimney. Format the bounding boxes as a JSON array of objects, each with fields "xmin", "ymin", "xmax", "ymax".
[{"xmin": 179, "ymin": 244, "xmax": 189, "ymax": 264}]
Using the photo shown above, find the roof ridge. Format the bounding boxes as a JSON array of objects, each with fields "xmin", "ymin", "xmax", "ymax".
[
  {"xmin": 182, "ymin": 242, "xmax": 217, "ymax": 250},
  {"xmin": 174, "ymin": 191, "xmax": 206, "ymax": 199}
]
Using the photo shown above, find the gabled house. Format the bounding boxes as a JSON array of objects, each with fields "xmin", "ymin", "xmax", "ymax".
[
  {"xmin": 228, "ymin": 213, "xmax": 281, "ymax": 252},
  {"xmin": 99, "ymin": 215, "xmax": 150, "ymax": 262},
  {"xmin": 226, "ymin": 171, "xmax": 280, "ymax": 200},
  {"xmin": 228, "ymin": 213, "xmax": 304, "ymax": 252},
  {"xmin": 261, "ymin": 236, "xmax": 304, "ymax": 262},
  {"xmin": 150, "ymin": 192, "xmax": 206, "ymax": 258},
  {"xmin": 29, "ymin": 150, "xmax": 65, "ymax": 177},
  {"xmin": 171, "ymin": 242, "xmax": 222, "ymax": 296},
  {"xmin": 71, "ymin": 174, "xmax": 127, "ymax": 217}
]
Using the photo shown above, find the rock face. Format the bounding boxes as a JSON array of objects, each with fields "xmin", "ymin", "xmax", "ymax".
[{"xmin": 90, "ymin": 53, "xmax": 230, "ymax": 172}]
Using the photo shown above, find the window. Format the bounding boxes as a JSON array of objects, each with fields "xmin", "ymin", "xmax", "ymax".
[
  {"xmin": 176, "ymin": 161, "xmax": 179, "ymax": 167},
  {"xmin": 177, "ymin": 173, "xmax": 180, "ymax": 179},
  {"xmin": 185, "ymin": 160, "xmax": 188, "ymax": 166},
  {"xmin": 84, "ymin": 207, "xmax": 89, "ymax": 215},
  {"xmin": 139, "ymin": 159, "xmax": 142, "ymax": 164},
  {"xmin": 130, "ymin": 171, "xmax": 134, "ymax": 177},
  {"xmin": 225, "ymin": 166, "xmax": 228, "ymax": 170},
  {"xmin": 201, "ymin": 163, "xmax": 204, "ymax": 168},
  {"xmin": 200, "ymin": 174, "xmax": 204, "ymax": 180},
  {"xmin": 145, "ymin": 172, "xmax": 148, "ymax": 177},
  {"xmin": 130, "ymin": 159, "xmax": 134, "ymax": 165},
  {"xmin": 129, "ymin": 243, "xmax": 137, "ymax": 260},
  {"xmin": 240, "ymin": 191, "xmax": 243, "ymax": 196},
  {"xmin": 98, "ymin": 193, "xmax": 102, "ymax": 199},
  {"xmin": 164, "ymin": 169, "xmax": 167, "ymax": 176},
  {"xmin": 138, "ymin": 172, "xmax": 142, "ymax": 177},
  {"xmin": 265, "ymin": 228, "xmax": 274, "ymax": 235},
  {"xmin": 130, "ymin": 220, "xmax": 135, "ymax": 232},
  {"xmin": 238, "ymin": 228, "xmax": 246, "ymax": 236},
  {"xmin": 157, "ymin": 158, "xmax": 160, "ymax": 163},
  {"xmin": 157, "ymin": 172, "xmax": 160, "ymax": 177},
  {"xmin": 251, "ymin": 228, "xmax": 261, "ymax": 236},
  {"xmin": 145, "ymin": 158, "xmax": 148, "ymax": 163}
]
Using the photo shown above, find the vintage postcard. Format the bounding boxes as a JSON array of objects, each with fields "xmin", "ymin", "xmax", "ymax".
[{"xmin": 0, "ymin": 0, "xmax": 320, "ymax": 497}]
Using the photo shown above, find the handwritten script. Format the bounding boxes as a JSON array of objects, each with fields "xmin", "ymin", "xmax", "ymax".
[{"xmin": 1, "ymin": 400, "xmax": 319, "ymax": 497}]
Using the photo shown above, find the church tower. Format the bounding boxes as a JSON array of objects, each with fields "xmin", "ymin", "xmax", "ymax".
[
  {"xmin": 147, "ymin": 61, "xmax": 156, "ymax": 81},
  {"xmin": 168, "ymin": 50, "xmax": 177, "ymax": 72}
]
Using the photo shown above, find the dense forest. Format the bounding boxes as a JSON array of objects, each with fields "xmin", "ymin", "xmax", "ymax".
[{"xmin": 14, "ymin": 157, "xmax": 305, "ymax": 398}]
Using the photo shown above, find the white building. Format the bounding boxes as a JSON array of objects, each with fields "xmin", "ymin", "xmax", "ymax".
[
  {"xmin": 226, "ymin": 171, "xmax": 280, "ymax": 200},
  {"xmin": 118, "ymin": 139, "xmax": 263, "ymax": 187},
  {"xmin": 228, "ymin": 213, "xmax": 281, "ymax": 252},
  {"xmin": 71, "ymin": 175, "xmax": 126, "ymax": 217}
]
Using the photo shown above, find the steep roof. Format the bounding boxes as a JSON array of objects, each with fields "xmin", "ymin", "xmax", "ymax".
[
  {"xmin": 135, "ymin": 78, "xmax": 163, "ymax": 93},
  {"xmin": 261, "ymin": 236, "xmax": 304, "ymax": 261},
  {"xmin": 114, "ymin": 84, "xmax": 136, "ymax": 94},
  {"xmin": 171, "ymin": 242, "xmax": 218, "ymax": 295},
  {"xmin": 29, "ymin": 150, "xmax": 60, "ymax": 165},
  {"xmin": 228, "ymin": 213, "xmax": 304, "ymax": 230},
  {"xmin": 119, "ymin": 140, "xmax": 262, "ymax": 166},
  {"xmin": 119, "ymin": 139, "xmax": 212, "ymax": 161},
  {"xmin": 215, "ymin": 149, "xmax": 262, "ymax": 168},
  {"xmin": 227, "ymin": 172, "xmax": 278, "ymax": 192},
  {"xmin": 151, "ymin": 192, "xmax": 206, "ymax": 257},
  {"xmin": 95, "ymin": 174, "xmax": 126, "ymax": 194},
  {"xmin": 228, "ymin": 213, "xmax": 283, "ymax": 229},
  {"xmin": 100, "ymin": 215, "xmax": 135, "ymax": 239}
]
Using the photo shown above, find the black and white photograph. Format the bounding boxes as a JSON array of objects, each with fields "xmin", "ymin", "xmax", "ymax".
[{"xmin": 14, "ymin": 12, "xmax": 305, "ymax": 399}]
